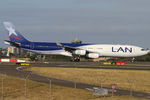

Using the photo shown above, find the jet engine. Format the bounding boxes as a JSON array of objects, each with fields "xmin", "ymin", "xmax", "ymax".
[
  {"xmin": 73, "ymin": 50, "xmax": 86, "ymax": 56},
  {"xmin": 86, "ymin": 53, "xmax": 99, "ymax": 59}
]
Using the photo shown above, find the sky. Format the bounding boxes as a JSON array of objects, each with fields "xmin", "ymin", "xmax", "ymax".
[{"xmin": 0, "ymin": 0, "xmax": 150, "ymax": 48}]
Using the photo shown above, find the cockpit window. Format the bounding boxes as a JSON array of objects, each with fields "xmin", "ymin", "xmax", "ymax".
[
  {"xmin": 141, "ymin": 48, "xmax": 149, "ymax": 51},
  {"xmin": 141, "ymin": 49, "xmax": 145, "ymax": 51}
]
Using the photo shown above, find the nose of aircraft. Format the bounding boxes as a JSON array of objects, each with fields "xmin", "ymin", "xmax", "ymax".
[
  {"xmin": 145, "ymin": 49, "xmax": 150, "ymax": 55},
  {"xmin": 141, "ymin": 48, "xmax": 149, "ymax": 55}
]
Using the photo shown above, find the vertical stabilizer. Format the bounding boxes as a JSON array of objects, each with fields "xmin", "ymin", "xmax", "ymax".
[{"xmin": 3, "ymin": 22, "xmax": 30, "ymax": 43}]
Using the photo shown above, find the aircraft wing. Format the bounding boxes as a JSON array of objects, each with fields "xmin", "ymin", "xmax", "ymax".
[
  {"xmin": 56, "ymin": 42, "xmax": 95, "ymax": 54},
  {"xmin": 56, "ymin": 42, "xmax": 81, "ymax": 52}
]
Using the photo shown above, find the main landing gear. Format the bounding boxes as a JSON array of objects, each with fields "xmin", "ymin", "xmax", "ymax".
[{"xmin": 71, "ymin": 56, "xmax": 80, "ymax": 62}]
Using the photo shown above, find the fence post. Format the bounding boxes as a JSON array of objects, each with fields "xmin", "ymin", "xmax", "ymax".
[
  {"xmin": 24, "ymin": 72, "xmax": 31, "ymax": 100},
  {"xmin": 74, "ymin": 81, "xmax": 77, "ymax": 100},
  {"xmin": 48, "ymin": 79, "xmax": 52, "ymax": 100},
  {"xmin": 1, "ymin": 77, "xmax": 4, "ymax": 100}
]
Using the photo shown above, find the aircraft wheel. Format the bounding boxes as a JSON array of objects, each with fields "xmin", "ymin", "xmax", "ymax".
[{"xmin": 71, "ymin": 57, "xmax": 80, "ymax": 62}]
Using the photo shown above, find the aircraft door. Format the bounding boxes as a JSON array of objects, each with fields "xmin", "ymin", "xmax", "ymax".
[{"xmin": 30, "ymin": 43, "xmax": 34, "ymax": 50}]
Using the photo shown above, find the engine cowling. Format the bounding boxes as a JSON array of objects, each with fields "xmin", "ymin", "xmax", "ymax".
[
  {"xmin": 73, "ymin": 50, "xmax": 86, "ymax": 56},
  {"xmin": 86, "ymin": 53, "xmax": 99, "ymax": 59}
]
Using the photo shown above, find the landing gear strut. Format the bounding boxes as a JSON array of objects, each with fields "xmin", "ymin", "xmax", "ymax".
[{"xmin": 131, "ymin": 57, "xmax": 135, "ymax": 62}]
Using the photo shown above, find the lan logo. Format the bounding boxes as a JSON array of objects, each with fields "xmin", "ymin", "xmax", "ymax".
[{"xmin": 112, "ymin": 47, "xmax": 132, "ymax": 53}]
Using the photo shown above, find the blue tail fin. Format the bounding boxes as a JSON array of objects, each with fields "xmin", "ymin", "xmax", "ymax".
[{"xmin": 3, "ymin": 22, "xmax": 30, "ymax": 43}]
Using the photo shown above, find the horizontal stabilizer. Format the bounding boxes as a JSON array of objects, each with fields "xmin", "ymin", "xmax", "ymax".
[{"xmin": 4, "ymin": 40, "xmax": 20, "ymax": 47}]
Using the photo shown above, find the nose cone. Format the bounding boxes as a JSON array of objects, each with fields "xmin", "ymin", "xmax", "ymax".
[
  {"xmin": 148, "ymin": 50, "xmax": 150, "ymax": 53},
  {"xmin": 143, "ymin": 50, "xmax": 149, "ymax": 55},
  {"xmin": 145, "ymin": 50, "xmax": 149, "ymax": 55}
]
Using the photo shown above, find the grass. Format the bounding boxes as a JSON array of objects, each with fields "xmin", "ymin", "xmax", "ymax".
[
  {"xmin": 0, "ymin": 74, "xmax": 148, "ymax": 100},
  {"xmin": 26, "ymin": 67, "xmax": 150, "ymax": 93},
  {"xmin": 0, "ymin": 74, "xmax": 92, "ymax": 100}
]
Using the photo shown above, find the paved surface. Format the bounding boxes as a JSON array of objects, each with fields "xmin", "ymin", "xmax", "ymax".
[
  {"xmin": 0, "ymin": 63, "xmax": 150, "ymax": 99},
  {"xmin": 32, "ymin": 62, "xmax": 150, "ymax": 70}
]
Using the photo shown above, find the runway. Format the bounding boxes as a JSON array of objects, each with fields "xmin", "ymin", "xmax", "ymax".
[
  {"xmin": 31, "ymin": 61, "xmax": 150, "ymax": 70},
  {"xmin": 0, "ymin": 63, "xmax": 150, "ymax": 99}
]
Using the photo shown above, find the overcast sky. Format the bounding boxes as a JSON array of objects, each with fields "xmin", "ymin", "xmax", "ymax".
[{"xmin": 0, "ymin": 0, "xmax": 150, "ymax": 48}]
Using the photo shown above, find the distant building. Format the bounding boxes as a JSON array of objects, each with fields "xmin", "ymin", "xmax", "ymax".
[
  {"xmin": 7, "ymin": 47, "xmax": 17, "ymax": 54},
  {"xmin": 26, "ymin": 51, "xmax": 35, "ymax": 56},
  {"xmin": 7, "ymin": 47, "xmax": 28, "ymax": 56},
  {"xmin": 0, "ymin": 48, "xmax": 7, "ymax": 57}
]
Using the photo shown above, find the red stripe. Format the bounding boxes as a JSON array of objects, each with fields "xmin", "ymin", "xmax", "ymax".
[
  {"xmin": 10, "ymin": 36, "xmax": 23, "ymax": 40},
  {"xmin": 10, "ymin": 59, "xmax": 17, "ymax": 62}
]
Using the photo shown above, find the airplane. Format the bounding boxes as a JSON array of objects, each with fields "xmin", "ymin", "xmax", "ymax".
[{"xmin": 3, "ymin": 22, "xmax": 150, "ymax": 61}]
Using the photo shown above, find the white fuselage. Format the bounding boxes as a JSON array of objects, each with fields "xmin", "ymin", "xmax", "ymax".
[
  {"xmin": 77, "ymin": 44, "xmax": 148, "ymax": 57},
  {"xmin": 31, "ymin": 44, "xmax": 149, "ymax": 58}
]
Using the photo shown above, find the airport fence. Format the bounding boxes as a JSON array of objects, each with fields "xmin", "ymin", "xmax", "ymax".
[{"xmin": 0, "ymin": 73, "xmax": 150, "ymax": 100}]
